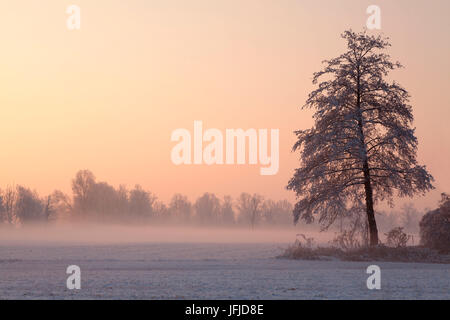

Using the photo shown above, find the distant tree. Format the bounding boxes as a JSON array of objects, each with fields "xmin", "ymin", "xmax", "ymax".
[
  {"xmin": 43, "ymin": 195, "xmax": 53, "ymax": 222},
  {"xmin": 237, "ymin": 193, "xmax": 264, "ymax": 229},
  {"xmin": 168, "ymin": 194, "xmax": 192, "ymax": 223},
  {"xmin": 261, "ymin": 199, "xmax": 276, "ymax": 225},
  {"xmin": 0, "ymin": 191, "xmax": 5, "ymax": 223},
  {"xmin": 49, "ymin": 190, "xmax": 73, "ymax": 220},
  {"xmin": 420, "ymin": 193, "xmax": 450, "ymax": 252},
  {"xmin": 194, "ymin": 193, "xmax": 220, "ymax": 225},
  {"xmin": 0, "ymin": 190, "xmax": 5, "ymax": 222},
  {"xmin": 116, "ymin": 185, "xmax": 130, "ymax": 217},
  {"xmin": 129, "ymin": 185, "xmax": 156, "ymax": 220},
  {"xmin": 2, "ymin": 185, "xmax": 17, "ymax": 224},
  {"xmin": 274, "ymin": 200, "xmax": 294, "ymax": 226},
  {"xmin": 220, "ymin": 196, "xmax": 235, "ymax": 225},
  {"xmin": 287, "ymin": 30, "xmax": 434, "ymax": 246},
  {"xmin": 14, "ymin": 186, "xmax": 45, "ymax": 224},
  {"xmin": 153, "ymin": 201, "xmax": 169, "ymax": 222},
  {"xmin": 72, "ymin": 170, "xmax": 96, "ymax": 216},
  {"xmin": 399, "ymin": 203, "xmax": 422, "ymax": 234},
  {"xmin": 90, "ymin": 182, "xmax": 122, "ymax": 219},
  {"xmin": 261, "ymin": 200, "xmax": 295, "ymax": 226}
]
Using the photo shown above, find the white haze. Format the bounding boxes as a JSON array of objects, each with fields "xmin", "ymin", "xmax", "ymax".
[{"xmin": 0, "ymin": 224, "xmax": 334, "ymax": 246}]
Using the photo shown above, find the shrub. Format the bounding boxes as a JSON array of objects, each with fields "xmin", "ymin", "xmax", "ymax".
[
  {"xmin": 385, "ymin": 227, "xmax": 411, "ymax": 248},
  {"xmin": 330, "ymin": 230, "xmax": 362, "ymax": 251},
  {"xmin": 419, "ymin": 194, "xmax": 450, "ymax": 253}
]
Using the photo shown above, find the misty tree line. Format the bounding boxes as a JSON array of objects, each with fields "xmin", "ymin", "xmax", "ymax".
[
  {"xmin": 0, "ymin": 169, "xmax": 428, "ymax": 234},
  {"xmin": 0, "ymin": 170, "xmax": 296, "ymax": 227}
]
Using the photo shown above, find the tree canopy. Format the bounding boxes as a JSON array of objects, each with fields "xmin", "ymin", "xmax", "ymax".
[{"xmin": 287, "ymin": 30, "xmax": 434, "ymax": 246}]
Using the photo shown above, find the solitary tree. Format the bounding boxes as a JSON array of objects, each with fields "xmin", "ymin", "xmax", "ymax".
[{"xmin": 287, "ymin": 30, "xmax": 434, "ymax": 246}]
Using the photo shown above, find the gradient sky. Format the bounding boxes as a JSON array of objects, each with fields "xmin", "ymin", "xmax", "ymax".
[{"xmin": 1, "ymin": 0, "xmax": 449, "ymax": 209}]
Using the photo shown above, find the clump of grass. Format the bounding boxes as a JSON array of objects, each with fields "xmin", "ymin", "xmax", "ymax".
[
  {"xmin": 279, "ymin": 234, "xmax": 450, "ymax": 264},
  {"xmin": 279, "ymin": 234, "xmax": 344, "ymax": 260}
]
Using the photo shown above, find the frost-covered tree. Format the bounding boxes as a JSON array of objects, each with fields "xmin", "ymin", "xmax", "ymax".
[
  {"xmin": 420, "ymin": 193, "xmax": 450, "ymax": 252},
  {"xmin": 287, "ymin": 30, "xmax": 434, "ymax": 246}
]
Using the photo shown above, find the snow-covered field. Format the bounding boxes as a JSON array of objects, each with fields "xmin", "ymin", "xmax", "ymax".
[{"xmin": 0, "ymin": 243, "xmax": 448, "ymax": 300}]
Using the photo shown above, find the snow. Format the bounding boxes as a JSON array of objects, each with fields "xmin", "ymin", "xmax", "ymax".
[{"xmin": 0, "ymin": 243, "xmax": 448, "ymax": 299}]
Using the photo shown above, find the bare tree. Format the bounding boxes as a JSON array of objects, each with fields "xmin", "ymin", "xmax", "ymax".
[
  {"xmin": 72, "ymin": 170, "xmax": 96, "ymax": 216},
  {"xmin": 0, "ymin": 192, "xmax": 4, "ymax": 223},
  {"xmin": 261, "ymin": 199, "xmax": 277, "ymax": 225},
  {"xmin": 168, "ymin": 194, "xmax": 192, "ymax": 223},
  {"xmin": 237, "ymin": 193, "xmax": 264, "ymax": 229},
  {"xmin": 287, "ymin": 30, "xmax": 434, "ymax": 246},
  {"xmin": 221, "ymin": 196, "xmax": 235, "ymax": 225},
  {"xmin": 2, "ymin": 185, "xmax": 17, "ymax": 224}
]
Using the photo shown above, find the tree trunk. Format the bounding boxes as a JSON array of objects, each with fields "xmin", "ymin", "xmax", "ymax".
[
  {"xmin": 363, "ymin": 160, "xmax": 379, "ymax": 246},
  {"xmin": 356, "ymin": 67, "xmax": 379, "ymax": 247}
]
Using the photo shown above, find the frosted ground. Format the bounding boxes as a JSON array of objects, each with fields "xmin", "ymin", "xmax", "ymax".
[{"xmin": 1, "ymin": 242, "xmax": 449, "ymax": 300}]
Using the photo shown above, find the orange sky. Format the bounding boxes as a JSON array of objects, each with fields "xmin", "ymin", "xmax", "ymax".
[{"xmin": 0, "ymin": 0, "xmax": 449, "ymax": 210}]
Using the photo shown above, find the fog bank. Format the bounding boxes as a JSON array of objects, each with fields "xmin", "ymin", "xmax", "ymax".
[{"xmin": 0, "ymin": 224, "xmax": 334, "ymax": 246}]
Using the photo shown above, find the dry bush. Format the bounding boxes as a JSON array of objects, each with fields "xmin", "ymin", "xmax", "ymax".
[
  {"xmin": 330, "ymin": 230, "xmax": 362, "ymax": 251},
  {"xmin": 385, "ymin": 227, "xmax": 411, "ymax": 248}
]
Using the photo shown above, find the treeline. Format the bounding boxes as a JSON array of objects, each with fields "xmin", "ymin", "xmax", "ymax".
[
  {"xmin": 376, "ymin": 204, "xmax": 424, "ymax": 234},
  {"xmin": 0, "ymin": 170, "xmax": 297, "ymax": 228}
]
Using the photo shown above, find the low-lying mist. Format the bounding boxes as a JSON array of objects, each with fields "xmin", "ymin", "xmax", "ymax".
[
  {"xmin": 0, "ymin": 223, "xmax": 333, "ymax": 246},
  {"xmin": 0, "ymin": 169, "xmax": 428, "ymax": 247}
]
